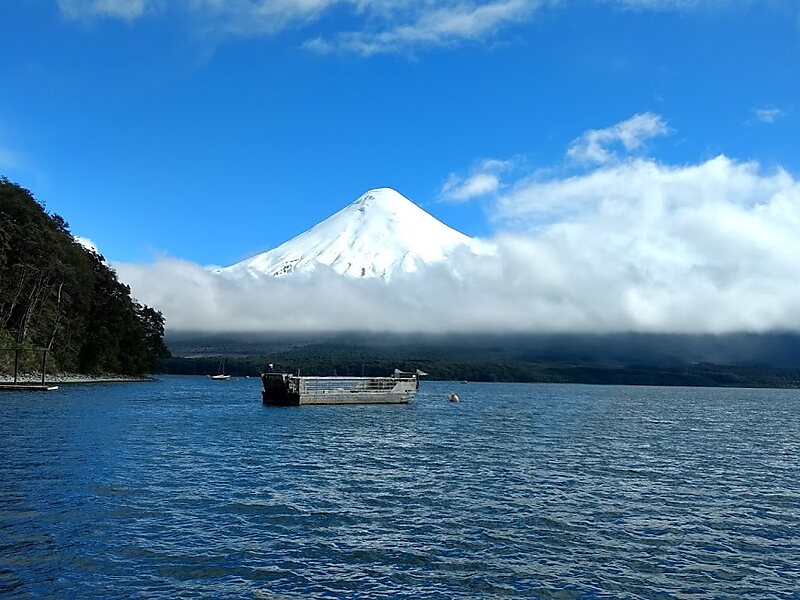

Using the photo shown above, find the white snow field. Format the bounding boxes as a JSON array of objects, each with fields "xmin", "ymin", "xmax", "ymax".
[{"xmin": 218, "ymin": 188, "xmax": 489, "ymax": 280}]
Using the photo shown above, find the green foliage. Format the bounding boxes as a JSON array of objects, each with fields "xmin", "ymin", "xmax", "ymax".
[{"xmin": 0, "ymin": 178, "xmax": 170, "ymax": 374}]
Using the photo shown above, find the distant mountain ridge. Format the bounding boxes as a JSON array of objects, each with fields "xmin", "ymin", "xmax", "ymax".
[{"xmin": 218, "ymin": 188, "xmax": 490, "ymax": 280}]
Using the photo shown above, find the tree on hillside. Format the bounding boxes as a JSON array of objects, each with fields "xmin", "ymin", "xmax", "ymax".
[{"xmin": 0, "ymin": 177, "xmax": 170, "ymax": 374}]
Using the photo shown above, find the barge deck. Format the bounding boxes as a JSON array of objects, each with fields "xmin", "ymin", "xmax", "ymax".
[{"xmin": 262, "ymin": 370, "xmax": 423, "ymax": 405}]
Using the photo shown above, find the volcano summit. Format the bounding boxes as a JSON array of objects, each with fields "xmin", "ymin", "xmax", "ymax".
[{"xmin": 219, "ymin": 188, "xmax": 488, "ymax": 280}]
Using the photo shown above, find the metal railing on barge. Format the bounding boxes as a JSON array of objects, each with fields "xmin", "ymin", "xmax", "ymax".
[{"xmin": 297, "ymin": 375, "xmax": 409, "ymax": 395}]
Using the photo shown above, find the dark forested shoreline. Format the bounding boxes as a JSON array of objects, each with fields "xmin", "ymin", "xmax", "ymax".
[
  {"xmin": 157, "ymin": 352, "xmax": 800, "ymax": 389},
  {"xmin": 159, "ymin": 331, "xmax": 800, "ymax": 388},
  {"xmin": 0, "ymin": 178, "xmax": 169, "ymax": 375}
]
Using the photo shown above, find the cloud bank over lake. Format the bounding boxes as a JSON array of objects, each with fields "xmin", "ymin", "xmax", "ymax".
[{"xmin": 116, "ymin": 152, "xmax": 800, "ymax": 335}]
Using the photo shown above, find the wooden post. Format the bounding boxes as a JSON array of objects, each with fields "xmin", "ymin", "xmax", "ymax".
[
  {"xmin": 13, "ymin": 346, "xmax": 19, "ymax": 385},
  {"xmin": 41, "ymin": 348, "xmax": 48, "ymax": 385}
]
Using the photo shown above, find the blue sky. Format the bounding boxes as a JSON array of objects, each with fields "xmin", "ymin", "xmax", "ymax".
[{"xmin": 2, "ymin": 0, "xmax": 799, "ymax": 267}]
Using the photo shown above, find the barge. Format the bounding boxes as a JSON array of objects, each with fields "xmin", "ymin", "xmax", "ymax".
[{"xmin": 261, "ymin": 370, "xmax": 424, "ymax": 405}]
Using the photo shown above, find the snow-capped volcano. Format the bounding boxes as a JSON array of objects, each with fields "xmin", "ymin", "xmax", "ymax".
[{"xmin": 219, "ymin": 188, "xmax": 487, "ymax": 280}]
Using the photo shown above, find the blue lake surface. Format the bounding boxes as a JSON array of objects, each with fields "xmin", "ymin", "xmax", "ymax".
[{"xmin": 1, "ymin": 376, "xmax": 799, "ymax": 598}]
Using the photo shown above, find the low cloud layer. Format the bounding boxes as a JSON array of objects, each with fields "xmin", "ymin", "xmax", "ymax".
[{"xmin": 117, "ymin": 151, "xmax": 800, "ymax": 335}]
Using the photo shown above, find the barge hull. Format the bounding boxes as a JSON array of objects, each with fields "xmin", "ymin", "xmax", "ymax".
[
  {"xmin": 261, "ymin": 372, "xmax": 419, "ymax": 406},
  {"xmin": 299, "ymin": 392, "xmax": 411, "ymax": 405}
]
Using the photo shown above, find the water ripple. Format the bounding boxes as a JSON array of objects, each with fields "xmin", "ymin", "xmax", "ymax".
[{"xmin": 1, "ymin": 378, "xmax": 800, "ymax": 598}]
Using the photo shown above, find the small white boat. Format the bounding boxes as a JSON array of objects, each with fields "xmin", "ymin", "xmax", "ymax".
[{"xmin": 211, "ymin": 358, "xmax": 230, "ymax": 381}]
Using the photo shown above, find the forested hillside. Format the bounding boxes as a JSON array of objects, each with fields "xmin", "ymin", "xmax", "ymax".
[
  {"xmin": 0, "ymin": 178, "xmax": 169, "ymax": 375},
  {"xmin": 157, "ymin": 350, "xmax": 800, "ymax": 388}
]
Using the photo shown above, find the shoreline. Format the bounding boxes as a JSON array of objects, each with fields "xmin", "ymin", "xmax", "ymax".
[{"xmin": 0, "ymin": 373, "xmax": 155, "ymax": 384}]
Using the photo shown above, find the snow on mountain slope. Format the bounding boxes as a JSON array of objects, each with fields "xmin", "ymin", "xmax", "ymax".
[{"xmin": 219, "ymin": 188, "xmax": 488, "ymax": 280}]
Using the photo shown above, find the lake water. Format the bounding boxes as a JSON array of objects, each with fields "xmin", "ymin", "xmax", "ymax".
[{"xmin": 1, "ymin": 377, "xmax": 799, "ymax": 598}]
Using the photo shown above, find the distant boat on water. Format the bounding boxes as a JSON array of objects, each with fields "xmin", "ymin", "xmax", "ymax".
[{"xmin": 211, "ymin": 358, "xmax": 230, "ymax": 381}]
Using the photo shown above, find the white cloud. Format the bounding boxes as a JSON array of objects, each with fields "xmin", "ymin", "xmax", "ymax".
[
  {"xmin": 74, "ymin": 236, "xmax": 99, "ymax": 254},
  {"xmin": 491, "ymin": 155, "xmax": 800, "ymax": 333},
  {"xmin": 58, "ymin": 0, "xmax": 153, "ymax": 20},
  {"xmin": 754, "ymin": 106, "xmax": 786, "ymax": 124},
  {"xmin": 567, "ymin": 112, "xmax": 670, "ymax": 164},
  {"xmin": 440, "ymin": 158, "xmax": 513, "ymax": 202},
  {"xmin": 306, "ymin": 0, "xmax": 539, "ymax": 56},
  {"xmin": 609, "ymin": 0, "xmax": 731, "ymax": 8},
  {"xmin": 441, "ymin": 172, "xmax": 501, "ymax": 201},
  {"xmin": 117, "ymin": 154, "xmax": 800, "ymax": 335},
  {"xmin": 54, "ymin": 0, "xmax": 742, "ymax": 54},
  {"xmin": 58, "ymin": 0, "xmax": 541, "ymax": 52},
  {"xmin": 115, "ymin": 110, "xmax": 800, "ymax": 335},
  {"xmin": 189, "ymin": 0, "xmax": 347, "ymax": 36}
]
